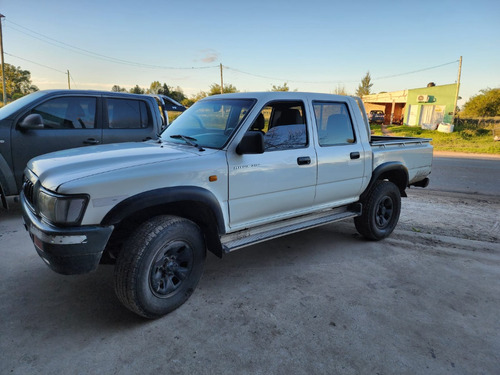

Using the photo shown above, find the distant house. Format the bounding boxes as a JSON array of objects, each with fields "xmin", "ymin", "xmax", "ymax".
[{"xmin": 362, "ymin": 83, "xmax": 457, "ymax": 127}]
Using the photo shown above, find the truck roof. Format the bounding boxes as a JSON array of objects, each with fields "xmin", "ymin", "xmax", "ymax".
[{"xmin": 203, "ymin": 91, "xmax": 358, "ymax": 102}]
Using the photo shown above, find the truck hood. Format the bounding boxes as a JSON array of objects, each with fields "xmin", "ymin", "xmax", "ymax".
[{"xmin": 28, "ymin": 141, "xmax": 205, "ymax": 191}]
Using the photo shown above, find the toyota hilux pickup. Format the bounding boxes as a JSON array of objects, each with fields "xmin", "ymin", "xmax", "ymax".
[{"xmin": 21, "ymin": 92, "xmax": 433, "ymax": 318}]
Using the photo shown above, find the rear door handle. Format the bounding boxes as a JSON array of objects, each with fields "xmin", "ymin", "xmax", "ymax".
[
  {"xmin": 297, "ymin": 156, "xmax": 311, "ymax": 165},
  {"xmin": 83, "ymin": 138, "xmax": 100, "ymax": 145},
  {"xmin": 350, "ymin": 152, "xmax": 360, "ymax": 160}
]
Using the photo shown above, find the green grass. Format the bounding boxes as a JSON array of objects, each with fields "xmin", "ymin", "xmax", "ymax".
[{"xmin": 371, "ymin": 122, "xmax": 500, "ymax": 154}]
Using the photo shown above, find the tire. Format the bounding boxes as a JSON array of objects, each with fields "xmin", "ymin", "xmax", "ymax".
[
  {"xmin": 354, "ymin": 181, "xmax": 401, "ymax": 241},
  {"xmin": 114, "ymin": 215, "xmax": 206, "ymax": 318}
]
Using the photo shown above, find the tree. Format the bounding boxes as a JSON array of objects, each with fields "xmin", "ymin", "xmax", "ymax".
[
  {"xmin": 148, "ymin": 81, "xmax": 162, "ymax": 95},
  {"xmin": 167, "ymin": 86, "xmax": 186, "ymax": 103},
  {"xmin": 183, "ymin": 91, "xmax": 208, "ymax": 107},
  {"xmin": 207, "ymin": 83, "xmax": 238, "ymax": 96},
  {"xmin": 461, "ymin": 88, "xmax": 500, "ymax": 118},
  {"xmin": 0, "ymin": 63, "xmax": 39, "ymax": 101},
  {"xmin": 111, "ymin": 85, "xmax": 127, "ymax": 92},
  {"xmin": 271, "ymin": 82, "xmax": 290, "ymax": 92},
  {"xmin": 157, "ymin": 83, "xmax": 170, "ymax": 96},
  {"xmin": 334, "ymin": 84, "xmax": 348, "ymax": 96},
  {"xmin": 130, "ymin": 85, "xmax": 145, "ymax": 94},
  {"xmin": 355, "ymin": 71, "xmax": 373, "ymax": 97}
]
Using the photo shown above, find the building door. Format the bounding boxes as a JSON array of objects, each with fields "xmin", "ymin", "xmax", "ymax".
[
  {"xmin": 431, "ymin": 105, "xmax": 445, "ymax": 124},
  {"xmin": 408, "ymin": 105, "xmax": 418, "ymax": 126},
  {"xmin": 419, "ymin": 105, "xmax": 446, "ymax": 127},
  {"xmin": 419, "ymin": 105, "xmax": 433, "ymax": 125}
]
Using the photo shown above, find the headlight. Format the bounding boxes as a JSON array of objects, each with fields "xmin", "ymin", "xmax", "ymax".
[{"xmin": 37, "ymin": 189, "xmax": 88, "ymax": 225}]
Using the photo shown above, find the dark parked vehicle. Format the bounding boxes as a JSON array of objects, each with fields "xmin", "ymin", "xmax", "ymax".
[
  {"xmin": 0, "ymin": 90, "xmax": 164, "ymax": 207},
  {"xmin": 369, "ymin": 110, "xmax": 385, "ymax": 124}
]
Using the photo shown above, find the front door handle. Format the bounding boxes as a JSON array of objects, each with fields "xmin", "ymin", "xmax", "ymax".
[
  {"xmin": 143, "ymin": 137, "xmax": 152, "ymax": 141},
  {"xmin": 350, "ymin": 152, "xmax": 360, "ymax": 160},
  {"xmin": 297, "ymin": 156, "xmax": 311, "ymax": 165},
  {"xmin": 83, "ymin": 138, "xmax": 100, "ymax": 145}
]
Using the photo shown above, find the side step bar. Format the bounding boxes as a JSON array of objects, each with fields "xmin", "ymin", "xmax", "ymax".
[{"xmin": 221, "ymin": 203, "xmax": 362, "ymax": 253}]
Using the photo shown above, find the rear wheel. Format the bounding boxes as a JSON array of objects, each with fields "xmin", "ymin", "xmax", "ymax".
[
  {"xmin": 355, "ymin": 181, "xmax": 401, "ymax": 241},
  {"xmin": 114, "ymin": 215, "xmax": 206, "ymax": 318}
]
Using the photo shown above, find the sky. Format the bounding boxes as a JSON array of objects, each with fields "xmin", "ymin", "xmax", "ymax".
[{"xmin": 1, "ymin": 0, "xmax": 499, "ymax": 106}]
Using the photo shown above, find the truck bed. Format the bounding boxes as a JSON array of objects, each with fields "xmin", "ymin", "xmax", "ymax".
[{"xmin": 369, "ymin": 135, "xmax": 433, "ymax": 185}]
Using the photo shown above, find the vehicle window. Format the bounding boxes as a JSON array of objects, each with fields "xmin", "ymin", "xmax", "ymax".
[
  {"xmin": 161, "ymin": 99, "xmax": 255, "ymax": 149},
  {"xmin": 313, "ymin": 102, "xmax": 356, "ymax": 146},
  {"xmin": 248, "ymin": 101, "xmax": 307, "ymax": 151},
  {"xmin": 25, "ymin": 97, "xmax": 96, "ymax": 129},
  {"xmin": 107, "ymin": 99, "xmax": 150, "ymax": 129}
]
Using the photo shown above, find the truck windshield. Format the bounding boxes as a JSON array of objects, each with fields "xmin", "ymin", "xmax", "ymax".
[{"xmin": 160, "ymin": 98, "xmax": 255, "ymax": 149}]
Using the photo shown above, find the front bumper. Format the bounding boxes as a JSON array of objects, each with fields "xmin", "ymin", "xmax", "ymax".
[{"xmin": 21, "ymin": 192, "xmax": 113, "ymax": 275}]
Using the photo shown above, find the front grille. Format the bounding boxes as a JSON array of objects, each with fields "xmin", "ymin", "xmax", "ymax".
[{"xmin": 23, "ymin": 176, "xmax": 35, "ymax": 207}]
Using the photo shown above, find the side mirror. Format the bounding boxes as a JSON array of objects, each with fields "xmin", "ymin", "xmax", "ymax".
[
  {"xmin": 19, "ymin": 114, "xmax": 44, "ymax": 129},
  {"xmin": 236, "ymin": 131, "xmax": 265, "ymax": 155}
]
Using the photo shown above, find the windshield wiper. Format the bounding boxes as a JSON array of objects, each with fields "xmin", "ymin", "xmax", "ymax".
[{"xmin": 170, "ymin": 134, "xmax": 205, "ymax": 151}]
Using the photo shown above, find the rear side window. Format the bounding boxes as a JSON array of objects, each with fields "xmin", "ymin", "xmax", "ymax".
[
  {"xmin": 313, "ymin": 102, "xmax": 355, "ymax": 146},
  {"xmin": 26, "ymin": 96, "xmax": 96, "ymax": 129},
  {"xmin": 107, "ymin": 99, "xmax": 150, "ymax": 129}
]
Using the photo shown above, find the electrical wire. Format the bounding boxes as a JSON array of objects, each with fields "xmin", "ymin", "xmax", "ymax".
[
  {"xmin": 225, "ymin": 60, "xmax": 458, "ymax": 85},
  {"xmin": 5, "ymin": 20, "xmax": 219, "ymax": 70},
  {"xmin": 5, "ymin": 19, "xmax": 459, "ymax": 88},
  {"xmin": 4, "ymin": 52, "xmax": 67, "ymax": 74},
  {"xmin": 372, "ymin": 60, "xmax": 459, "ymax": 80}
]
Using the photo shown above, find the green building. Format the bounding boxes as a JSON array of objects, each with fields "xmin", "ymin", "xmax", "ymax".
[
  {"xmin": 363, "ymin": 83, "xmax": 458, "ymax": 128},
  {"xmin": 405, "ymin": 83, "xmax": 456, "ymax": 126}
]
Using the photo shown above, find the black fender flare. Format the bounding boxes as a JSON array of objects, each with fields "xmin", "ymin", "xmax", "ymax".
[
  {"xmin": 362, "ymin": 162, "xmax": 409, "ymax": 199},
  {"xmin": 101, "ymin": 186, "xmax": 226, "ymax": 232},
  {"xmin": 101, "ymin": 186, "xmax": 226, "ymax": 258}
]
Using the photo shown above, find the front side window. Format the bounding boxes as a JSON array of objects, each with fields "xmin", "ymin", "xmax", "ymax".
[
  {"xmin": 161, "ymin": 99, "xmax": 255, "ymax": 149},
  {"xmin": 107, "ymin": 99, "xmax": 150, "ymax": 129},
  {"xmin": 247, "ymin": 101, "xmax": 307, "ymax": 151},
  {"xmin": 313, "ymin": 102, "xmax": 355, "ymax": 146},
  {"xmin": 26, "ymin": 96, "xmax": 96, "ymax": 129}
]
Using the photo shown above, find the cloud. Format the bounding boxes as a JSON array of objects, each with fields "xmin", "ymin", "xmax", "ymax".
[{"xmin": 200, "ymin": 49, "xmax": 219, "ymax": 63}]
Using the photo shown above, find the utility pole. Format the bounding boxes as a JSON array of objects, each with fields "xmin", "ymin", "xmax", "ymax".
[
  {"xmin": 67, "ymin": 70, "xmax": 70, "ymax": 89},
  {"xmin": 0, "ymin": 14, "xmax": 7, "ymax": 105},
  {"xmin": 220, "ymin": 63, "xmax": 223, "ymax": 94},
  {"xmin": 452, "ymin": 56, "xmax": 462, "ymax": 124}
]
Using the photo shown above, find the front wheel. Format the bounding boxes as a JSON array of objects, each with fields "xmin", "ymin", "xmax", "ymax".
[
  {"xmin": 355, "ymin": 181, "xmax": 401, "ymax": 241},
  {"xmin": 114, "ymin": 215, "xmax": 206, "ymax": 318}
]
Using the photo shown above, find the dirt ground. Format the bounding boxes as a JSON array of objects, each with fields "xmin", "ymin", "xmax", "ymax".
[
  {"xmin": 399, "ymin": 189, "xmax": 499, "ymax": 244},
  {"xmin": 1, "ymin": 189, "xmax": 499, "ymax": 374}
]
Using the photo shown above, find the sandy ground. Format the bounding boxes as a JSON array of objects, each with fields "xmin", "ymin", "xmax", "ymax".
[{"xmin": 399, "ymin": 189, "xmax": 499, "ymax": 243}]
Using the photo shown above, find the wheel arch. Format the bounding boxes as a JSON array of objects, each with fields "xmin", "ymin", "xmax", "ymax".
[
  {"xmin": 101, "ymin": 186, "xmax": 226, "ymax": 259},
  {"xmin": 362, "ymin": 162, "xmax": 409, "ymax": 199}
]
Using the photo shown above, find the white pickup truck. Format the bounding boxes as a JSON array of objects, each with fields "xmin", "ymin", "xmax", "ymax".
[{"xmin": 21, "ymin": 92, "xmax": 432, "ymax": 318}]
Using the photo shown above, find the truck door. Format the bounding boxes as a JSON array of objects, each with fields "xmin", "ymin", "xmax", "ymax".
[
  {"xmin": 312, "ymin": 101, "xmax": 366, "ymax": 205},
  {"xmin": 11, "ymin": 95, "xmax": 101, "ymax": 189},
  {"xmin": 227, "ymin": 101, "xmax": 317, "ymax": 229},
  {"xmin": 102, "ymin": 98, "xmax": 157, "ymax": 143}
]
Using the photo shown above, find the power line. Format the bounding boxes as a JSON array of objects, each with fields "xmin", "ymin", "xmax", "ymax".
[
  {"xmin": 226, "ymin": 60, "xmax": 459, "ymax": 85},
  {"xmin": 224, "ymin": 66, "xmax": 350, "ymax": 84},
  {"xmin": 4, "ymin": 52, "xmax": 67, "ymax": 74},
  {"xmin": 372, "ymin": 60, "xmax": 459, "ymax": 80},
  {"xmin": 5, "ymin": 20, "xmax": 219, "ymax": 70}
]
